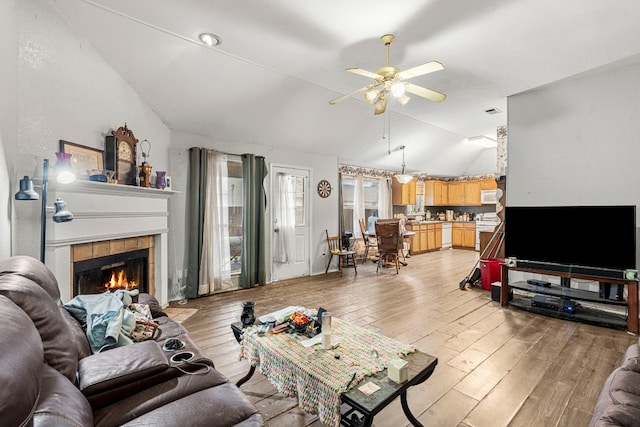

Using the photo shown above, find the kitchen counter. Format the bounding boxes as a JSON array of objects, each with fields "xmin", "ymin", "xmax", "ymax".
[{"xmin": 406, "ymin": 220, "xmax": 476, "ymax": 224}]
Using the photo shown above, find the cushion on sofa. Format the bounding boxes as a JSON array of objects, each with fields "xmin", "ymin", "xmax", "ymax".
[
  {"xmin": 118, "ymin": 382, "xmax": 264, "ymax": 427},
  {"xmin": 0, "ymin": 295, "xmax": 43, "ymax": 427},
  {"xmin": 34, "ymin": 364, "xmax": 94, "ymax": 427},
  {"xmin": 93, "ymin": 369, "xmax": 234, "ymax": 426},
  {"xmin": 79, "ymin": 340, "xmax": 170, "ymax": 397},
  {"xmin": 592, "ymin": 403, "xmax": 640, "ymax": 427},
  {"xmin": 0, "ymin": 255, "xmax": 62, "ymax": 302},
  {"xmin": 0, "ymin": 275, "xmax": 79, "ymax": 383},
  {"xmin": 606, "ymin": 369, "xmax": 640, "ymax": 409}
]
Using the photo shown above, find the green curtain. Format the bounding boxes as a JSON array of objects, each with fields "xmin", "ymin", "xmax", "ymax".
[
  {"xmin": 184, "ymin": 147, "xmax": 208, "ymax": 299},
  {"xmin": 240, "ymin": 154, "xmax": 268, "ymax": 288}
]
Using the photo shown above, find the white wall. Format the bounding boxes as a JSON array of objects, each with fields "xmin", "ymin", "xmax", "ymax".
[
  {"xmin": 0, "ymin": 0, "xmax": 17, "ymax": 259},
  {"xmin": 169, "ymin": 131, "xmax": 339, "ymax": 289},
  {"xmin": 13, "ymin": 0, "xmax": 171, "ymax": 259},
  {"xmin": 508, "ymin": 54, "xmax": 640, "ymax": 206},
  {"xmin": 507, "ymin": 54, "xmax": 640, "ymax": 269}
]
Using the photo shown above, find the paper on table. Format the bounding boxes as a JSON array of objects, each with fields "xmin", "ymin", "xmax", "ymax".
[
  {"xmin": 358, "ymin": 382, "xmax": 381, "ymax": 396},
  {"xmin": 301, "ymin": 335, "xmax": 340, "ymax": 348}
]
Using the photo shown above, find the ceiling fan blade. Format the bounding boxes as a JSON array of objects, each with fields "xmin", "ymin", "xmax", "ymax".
[
  {"xmin": 346, "ymin": 67, "xmax": 383, "ymax": 80},
  {"xmin": 396, "ymin": 61, "xmax": 444, "ymax": 80},
  {"xmin": 329, "ymin": 84, "xmax": 379, "ymax": 105},
  {"xmin": 404, "ymin": 83, "xmax": 447, "ymax": 103}
]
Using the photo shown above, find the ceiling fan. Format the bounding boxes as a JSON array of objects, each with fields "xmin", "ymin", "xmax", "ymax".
[{"xmin": 329, "ymin": 34, "xmax": 446, "ymax": 115}]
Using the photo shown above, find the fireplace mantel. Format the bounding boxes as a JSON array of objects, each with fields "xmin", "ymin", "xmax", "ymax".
[{"xmin": 44, "ymin": 180, "xmax": 175, "ymax": 304}]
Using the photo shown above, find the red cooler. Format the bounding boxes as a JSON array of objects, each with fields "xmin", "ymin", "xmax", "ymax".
[{"xmin": 480, "ymin": 258, "xmax": 503, "ymax": 291}]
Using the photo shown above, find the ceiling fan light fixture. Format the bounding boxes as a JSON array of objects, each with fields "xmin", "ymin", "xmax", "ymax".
[
  {"xmin": 398, "ymin": 93, "xmax": 411, "ymax": 106},
  {"xmin": 364, "ymin": 90, "xmax": 379, "ymax": 104},
  {"xmin": 391, "ymin": 82, "xmax": 406, "ymax": 97},
  {"xmin": 373, "ymin": 93, "xmax": 388, "ymax": 115},
  {"xmin": 199, "ymin": 33, "xmax": 222, "ymax": 46}
]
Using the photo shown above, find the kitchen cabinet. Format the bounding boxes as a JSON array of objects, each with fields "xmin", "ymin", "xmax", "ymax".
[
  {"xmin": 406, "ymin": 222, "xmax": 442, "ymax": 253},
  {"xmin": 464, "ymin": 181, "xmax": 481, "ymax": 206},
  {"xmin": 392, "ymin": 178, "xmax": 416, "ymax": 205},
  {"xmin": 446, "ymin": 179, "xmax": 490, "ymax": 206},
  {"xmin": 424, "ymin": 180, "xmax": 448, "ymax": 206},
  {"xmin": 426, "ymin": 223, "xmax": 442, "ymax": 251},
  {"xmin": 415, "ymin": 180, "xmax": 425, "ymax": 196},
  {"xmin": 479, "ymin": 179, "xmax": 497, "ymax": 190},
  {"xmin": 452, "ymin": 223, "xmax": 475, "ymax": 249},
  {"xmin": 406, "ymin": 223, "xmax": 426, "ymax": 254},
  {"xmin": 447, "ymin": 182, "xmax": 465, "ymax": 205}
]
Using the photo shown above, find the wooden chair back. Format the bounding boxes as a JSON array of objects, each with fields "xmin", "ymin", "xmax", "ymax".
[
  {"xmin": 375, "ymin": 221, "xmax": 402, "ymax": 252},
  {"xmin": 326, "ymin": 230, "xmax": 343, "ymax": 254}
]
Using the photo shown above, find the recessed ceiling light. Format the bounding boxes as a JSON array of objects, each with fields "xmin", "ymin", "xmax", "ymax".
[{"xmin": 199, "ymin": 33, "xmax": 222, "ymax": 47}]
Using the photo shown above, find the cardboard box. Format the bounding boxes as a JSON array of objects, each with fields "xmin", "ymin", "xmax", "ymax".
[{"xmin": 388, "ymin": 358, "xmax": 408, "ymax": 383}]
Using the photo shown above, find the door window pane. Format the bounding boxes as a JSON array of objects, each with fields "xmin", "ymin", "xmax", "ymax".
[{"xmin": 227, "ymin": 159, "xmax": 243, "ymax": 275}]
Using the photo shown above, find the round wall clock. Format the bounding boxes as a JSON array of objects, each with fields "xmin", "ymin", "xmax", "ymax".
[{"xmin": 317, "ymin": 179, "xmax": 332, "ymax": 198}]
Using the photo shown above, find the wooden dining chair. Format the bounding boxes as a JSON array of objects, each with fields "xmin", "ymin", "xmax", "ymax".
[
  {"xmin": 374, "ymin": 221, "xmax": 402, "ymax": 274},
  {"xmin": 325, "ymin": 230, "xmax": 357, "ymax": 275},
  {"xmin": 358, "ymin": 218, "xmax": 377, "ymax": 263}
]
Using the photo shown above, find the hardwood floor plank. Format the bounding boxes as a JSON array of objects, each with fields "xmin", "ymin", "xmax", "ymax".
[{"xmin": 418, "ymin": 388, "xmax": 479, "ymax": 427}]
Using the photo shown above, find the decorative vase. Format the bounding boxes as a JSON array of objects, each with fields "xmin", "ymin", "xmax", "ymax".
[
  {"xmin": 155, "ymin": 171, "xmax": 167, "ymax": 189},
  {"xmin": 240, "ymin": 301, "xmax": 256, "ymax": 327},
  {"xmin": 139, "ymin": 163, "xmax": 152, "ymax": 188}
]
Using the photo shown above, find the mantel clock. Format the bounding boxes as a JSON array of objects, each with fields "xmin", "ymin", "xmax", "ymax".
[{"xmin": 105, "ymin": 123, "xmax": 139, "ymax": 185}]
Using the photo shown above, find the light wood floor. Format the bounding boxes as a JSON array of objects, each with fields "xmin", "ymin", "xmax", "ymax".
[{"xmin": 174, "ymin": 249, "xmax": 637, "ymax": 427}]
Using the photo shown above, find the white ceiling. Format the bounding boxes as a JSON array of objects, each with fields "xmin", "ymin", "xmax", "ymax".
[{"xmin": 49, "ymin": 0, "xmax": 640, "ymax": 176}]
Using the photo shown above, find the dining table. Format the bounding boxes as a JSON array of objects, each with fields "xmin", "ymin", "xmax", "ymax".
[{"xmin": 364, "ymin": 230, "xmax": 415, "ymax": 266}]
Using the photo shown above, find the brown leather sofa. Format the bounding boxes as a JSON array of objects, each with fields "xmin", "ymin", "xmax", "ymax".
[
  {"xmin": 589, "ymin": 337, "xmax": 640, "ymax": 426},
  {"xmin": 0, "ymin": 255, "xmax": 264, "ymax": 427}
]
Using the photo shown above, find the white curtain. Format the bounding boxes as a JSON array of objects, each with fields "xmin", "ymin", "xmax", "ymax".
[
  {"xmin": 352, "ymin": 175, "xmax": 365, "ymax": 238},
  {"xmin": 199, "ymin": 151, "xmax": 232, "ymax": 295},
  {"xmin": 378, "ymin": 177, "xmax": 392, "ymax": 219},
  {"xmin": 273, "ymin": 173, "xmax": 296, "ymax": 263}
]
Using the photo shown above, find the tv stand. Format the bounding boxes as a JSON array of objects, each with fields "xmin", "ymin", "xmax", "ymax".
[{"xmin": 501, "ymin": 263, "xmax": 639, "ymax": 334}]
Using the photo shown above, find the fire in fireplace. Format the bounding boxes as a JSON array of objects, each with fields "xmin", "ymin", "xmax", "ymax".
[{"xmin": 73, "ymin": 248, "xmax": 149, "ymax": 296}]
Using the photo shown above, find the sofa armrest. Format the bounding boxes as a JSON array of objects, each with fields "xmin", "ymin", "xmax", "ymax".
[
  {"xmin": 78, "ymin": 340, "xmax": 169, "ymax": 397},
  {"xmin": 137, "ymin": 293, "xmax": 167, "ymax": 318}
]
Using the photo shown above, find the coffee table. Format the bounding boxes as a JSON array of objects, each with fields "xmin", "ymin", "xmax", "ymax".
[{"xmin": 234, "ymin": 313, "xmax": 437, "ymax": 427}]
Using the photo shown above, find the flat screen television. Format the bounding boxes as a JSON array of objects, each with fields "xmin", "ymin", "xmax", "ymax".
[{"xmin": 505, "ymin": 205, "xmax": 636, "ymax": 274}]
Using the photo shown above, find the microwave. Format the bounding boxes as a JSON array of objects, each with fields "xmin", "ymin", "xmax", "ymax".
[{"xmin": 480, "ymin": 190, "xmax": 497, "ymax": 204}]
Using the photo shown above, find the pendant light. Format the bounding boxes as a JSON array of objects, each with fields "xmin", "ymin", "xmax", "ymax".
[{"xmin": 395, "ymin": 145, "xmax": 413, "ymax": 184}]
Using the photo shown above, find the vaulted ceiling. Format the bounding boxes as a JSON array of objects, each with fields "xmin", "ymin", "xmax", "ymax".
[{"xmin": 49, "ymin": 0, "xmax": 640, "ymax": 176}]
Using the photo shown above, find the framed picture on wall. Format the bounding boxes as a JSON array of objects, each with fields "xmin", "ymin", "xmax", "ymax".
[{"xmin": 59, "ymin": 140, "xmax": 105, "ymax": 179}]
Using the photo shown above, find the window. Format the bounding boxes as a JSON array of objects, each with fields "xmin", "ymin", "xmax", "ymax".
[
  {"xmin": 341, "ymin": 176, "xmax": 380, "ymax": 234},
  {"xmin": 292, "ymin": 175, "xmax": 306, "ymax": 226}
]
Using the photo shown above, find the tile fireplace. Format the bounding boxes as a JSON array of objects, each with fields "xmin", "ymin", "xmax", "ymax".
[
  {"xmin": 30, "ymin": 180, "xmax": 173, "ymax": 304},
  {"xmin": 71, "ymin": 236, "xmax": 154, "ymax": 297}
]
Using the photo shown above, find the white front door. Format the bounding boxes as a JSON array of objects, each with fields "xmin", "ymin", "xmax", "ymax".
[{"xmin": 271, "ymin": 166, "xmax": 310, "ymax": 281}]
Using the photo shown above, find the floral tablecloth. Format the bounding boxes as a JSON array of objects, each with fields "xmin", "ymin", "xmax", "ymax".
[{"xmin": 240, "ymin": 315, "xmax": 415, "ymax": 427}]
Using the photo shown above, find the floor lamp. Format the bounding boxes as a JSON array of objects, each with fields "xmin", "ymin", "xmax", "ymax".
[{"xmin": 15, "ymin": 154, "xmax": 76, "ymax": 262}]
